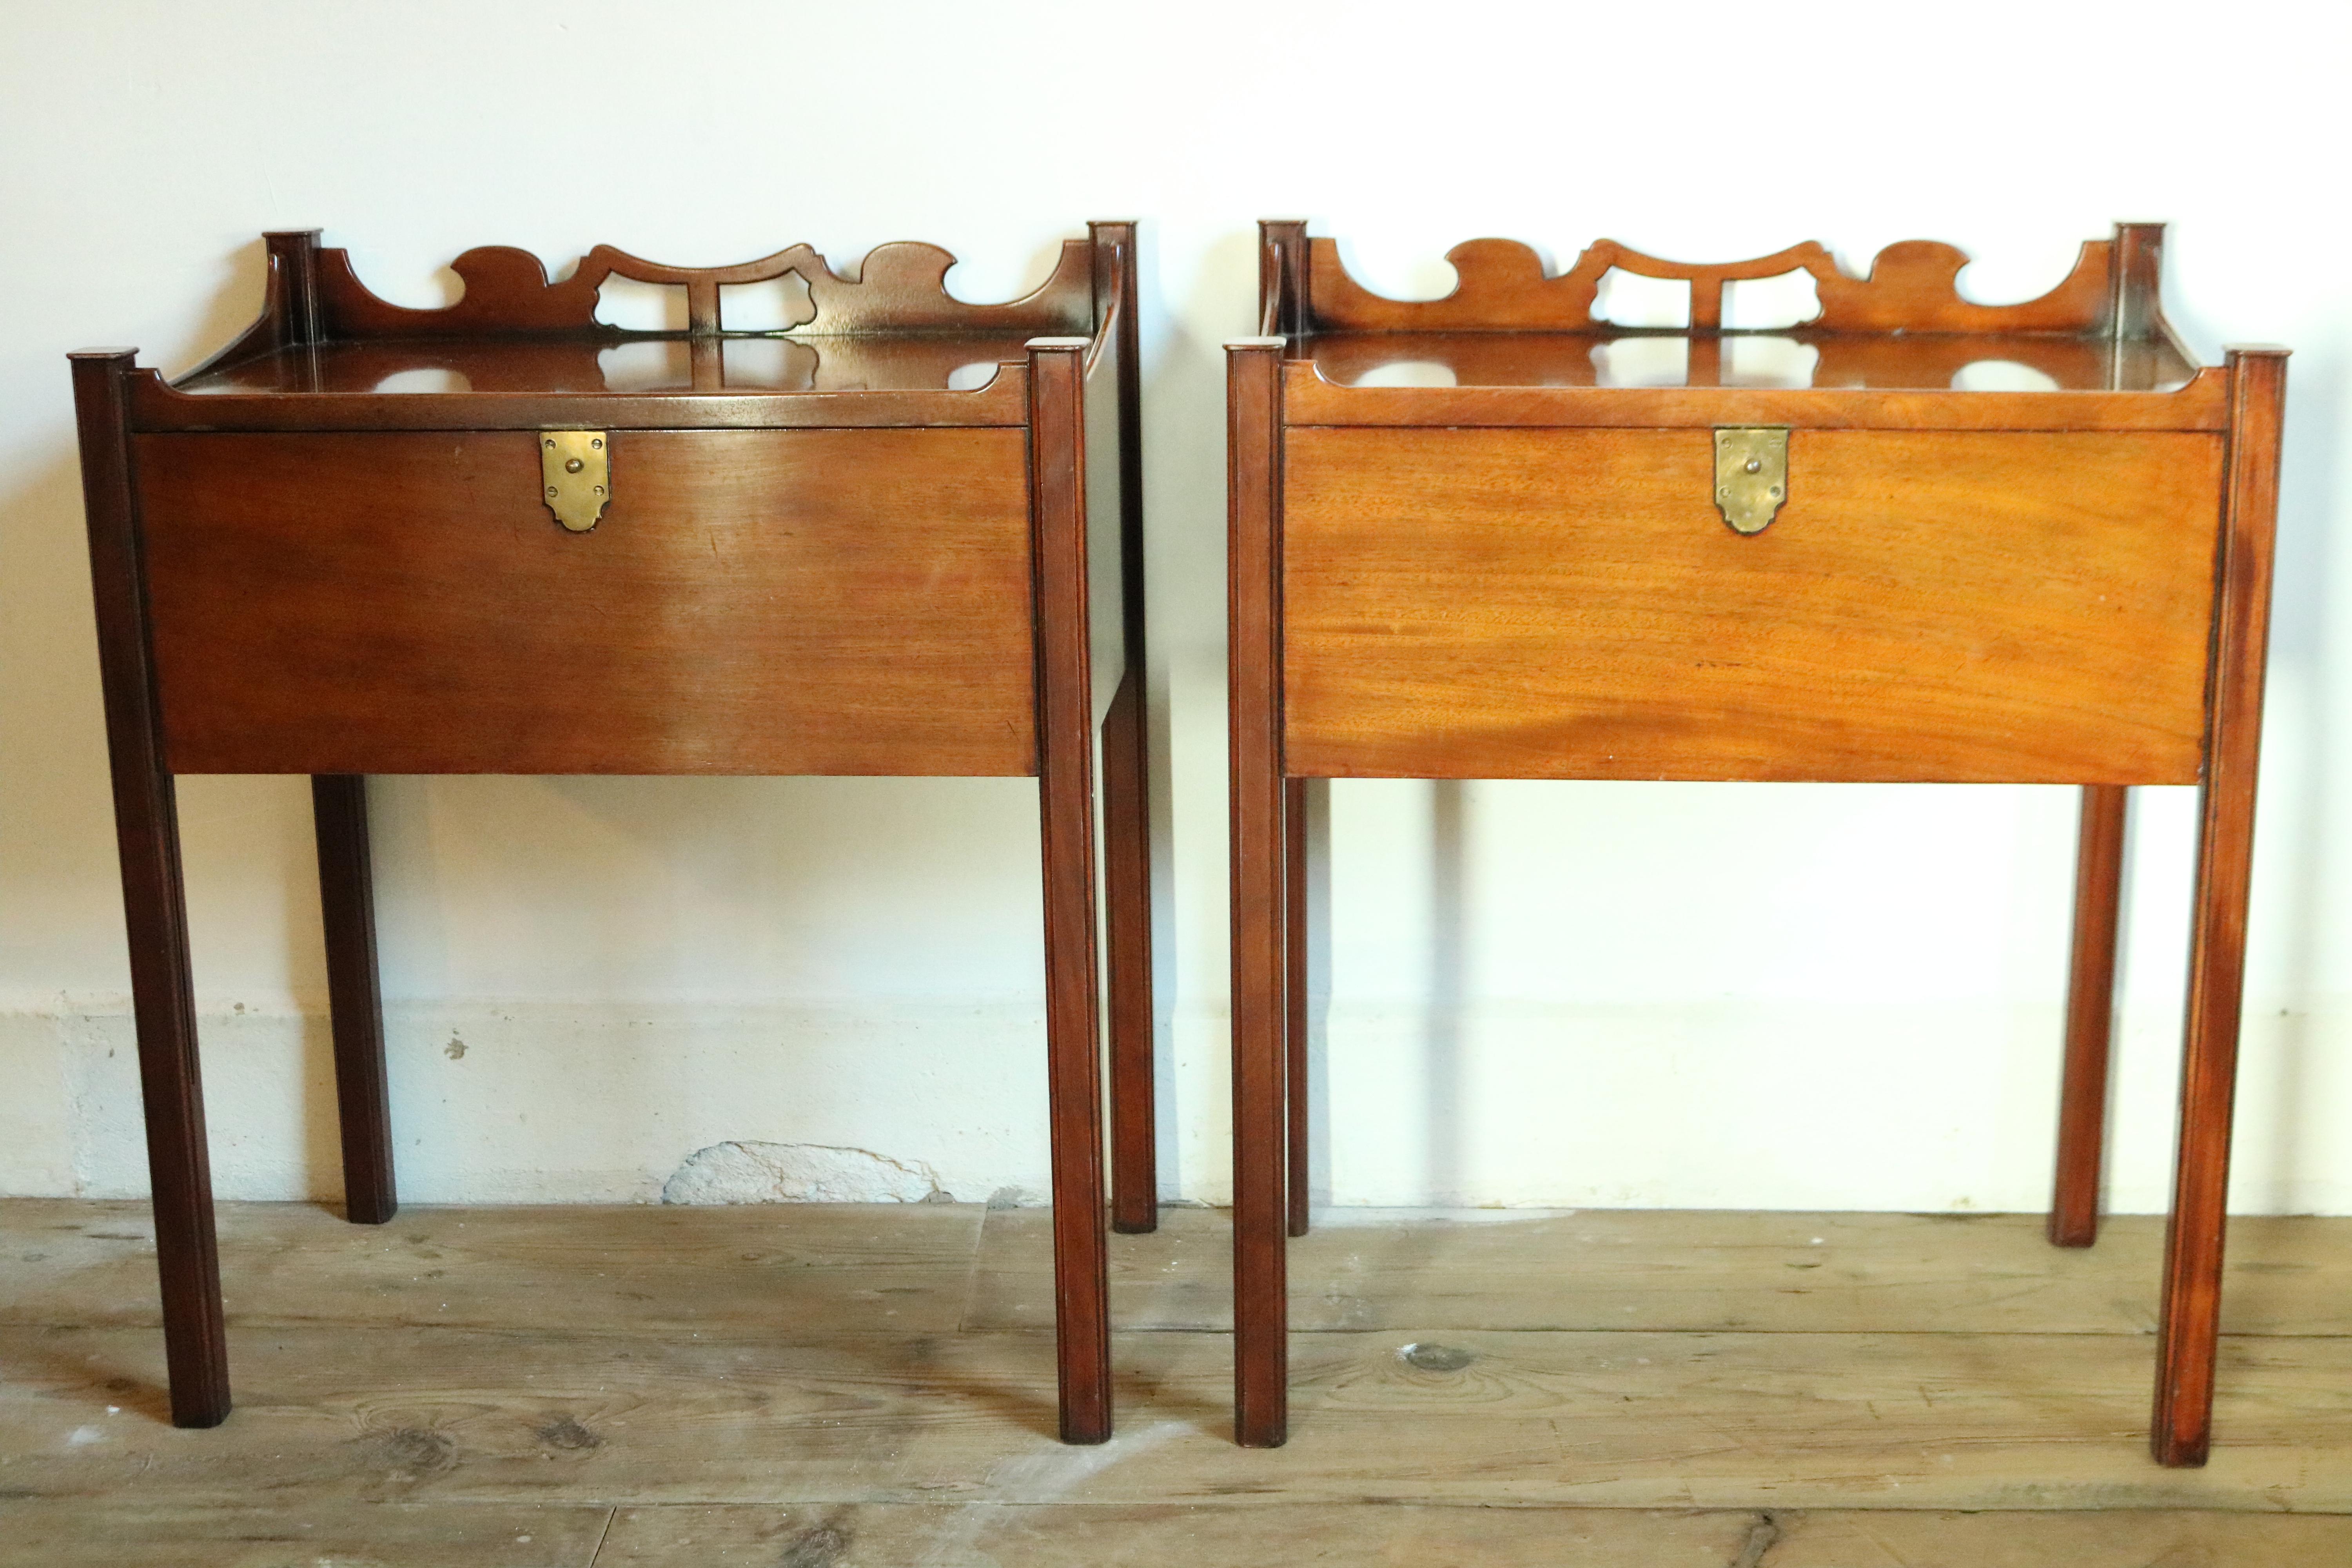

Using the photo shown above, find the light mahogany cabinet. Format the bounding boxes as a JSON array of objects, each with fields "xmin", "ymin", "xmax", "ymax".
[
  {"xmin": 1225, "ymin": 221, "xmax": 2285, "ymax": 1465},
  {"xmin": 74, "ymin": 223, "xmax": 1156, "ymax": 1443}
]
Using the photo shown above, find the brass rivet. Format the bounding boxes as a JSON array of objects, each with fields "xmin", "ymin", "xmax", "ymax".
[
  {"xmin": 592, "ymin": 485, "xmax": 604, "ymax": 494},
  {"xmin": 591, "ymin": 438, "xmax": 603, "ymax": 449},
  {"xmin": 1744, "ymin": 457, "xmax": 1762, "ymax": 474},
  {"xmin": 564, "ymin": 457, "xmax": 585, "ymax": 474},
  {"xmin": 546, "ymin": 485, "xmax": 558, "ymax": 497}
]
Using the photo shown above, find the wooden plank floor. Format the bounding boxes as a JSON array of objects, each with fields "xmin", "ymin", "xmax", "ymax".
[{"xmin": 4, "ymin": 1201, "xmax": 2350, "ymax": 1565}]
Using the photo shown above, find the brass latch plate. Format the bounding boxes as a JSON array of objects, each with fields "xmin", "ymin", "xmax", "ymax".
[
  {"xmin": 541, "ymin": 430, "xmax": 609, "ymax": 532},
  {"xmin": 1713, "ymin": 427, "xmax": 1788, "ymax": 535}
]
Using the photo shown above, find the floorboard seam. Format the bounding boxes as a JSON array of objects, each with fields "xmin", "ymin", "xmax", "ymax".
[{"xmin": 584, "ymin": 1503, "xmax": 617, "ymax": 1567}]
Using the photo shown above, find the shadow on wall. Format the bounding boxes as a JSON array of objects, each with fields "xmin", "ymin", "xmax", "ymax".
[
  {"xmin": 1427, "ymin": 779, "xmax": 1467, "ymax": 1206},
  {"xmin": 4, "ymin": 236, "xmax": 338, "ymax": 1198},
  {"xmin": 1301, "ymin": 777, "xmax": 1331, "ymax": 1215},
  {"xmin": 1123, "ymin": 216, "xmax": 1185, "ymax": 1205},
  {"xmin": 2, "ymin": 451, "xmax": 131, "ymax": 958},
  {"xmin": 2247, "ymin": 328, "xmax": 2343, "ymax": 1205},
  {"xmin": 1156, "ymin": 222, "xmax": 1292, "ymax": 1203},
  {"xmin": 10, "ymin": 232, "xmax": 347, "ymax": 1003}
]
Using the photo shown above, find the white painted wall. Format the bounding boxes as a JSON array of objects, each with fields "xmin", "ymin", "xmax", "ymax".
[{"xmin": 5, "ymin": 1, "xmax": 2349, "ymax": 1214}]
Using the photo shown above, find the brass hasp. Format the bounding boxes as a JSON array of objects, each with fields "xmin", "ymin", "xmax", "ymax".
[
  {"xmin": 541, "ymin": 431, "xmax": 609, "ymax": 532},
  {"xmin": 1713, "ymin": 427, "xmax": 1788, "ymax": 535}
]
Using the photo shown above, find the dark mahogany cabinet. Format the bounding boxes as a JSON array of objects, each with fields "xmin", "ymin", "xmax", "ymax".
[{"xmin": 74, "ymin": 223, "xmax": 1157, "ymax": 1443}]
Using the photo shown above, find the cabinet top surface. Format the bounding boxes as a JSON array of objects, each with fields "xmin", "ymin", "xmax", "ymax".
[
  {"xmin": 1294, "ymin": 328, "xmax": 2200, "ymax": 394},
  {"xmin": 170, "ymin": 332, "xmax": 1049, "ymax": 398},
  {"xmin": 107, "ymin": 228, "xmax": 1130, "ymax": 430},
  {"xmin": 1263, "ymin": 226, "xmax": 2225, "ymax": 389}
]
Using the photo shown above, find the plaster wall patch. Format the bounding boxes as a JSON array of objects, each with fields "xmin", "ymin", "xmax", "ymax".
[{"xmin": 661, "ymin": 1140, "xmax": 946, "ymax": 1204}]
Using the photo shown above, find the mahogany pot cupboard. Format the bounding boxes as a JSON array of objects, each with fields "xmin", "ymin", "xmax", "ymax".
[
  {"xmin": 1225, "ymin": 221, "xmax": 2286, "ymax": 1466},
  {"xmin": 69, "ymin": 218, "xmax": 2294, "ymax": 1468},
  {"xmin": 72, "ymin": 223, "xmax": 1157, "ymax": 1444}
]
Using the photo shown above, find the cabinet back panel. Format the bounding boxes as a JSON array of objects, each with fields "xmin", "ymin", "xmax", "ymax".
[
  {"xmin": 1283, "ymin": 427, "xmax": 2222, "ymax": 783},
  {"xmin": 138, "ymin": 429, "xmax": 1037, "ymax": 775}
]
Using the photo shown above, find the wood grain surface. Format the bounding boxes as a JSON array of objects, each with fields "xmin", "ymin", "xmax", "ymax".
[
  {"xmin": 1300, "ymin": 327, "xmax": 2202, "ymax": 393},
  {"xmin": 192, "ymin": 227, "xmax": 1092, "ymax": 359},
  {"xmin": 1281, "ymin": 361, "xmax": 2232, "ymax": 431},
  {"xmin": 1226, "ymin": 340, "xmax": 1291, "ymax": 1447},
  {"xmin": 132, "ymin": 364, "xmax": 1034, "ymax": 432},
  {"xmin": 588, "ymin": 1504, "xmax": 2352, "ymax": 1567},
  {"xmin": 8, "ymin": 1299, "xmax": 2352, "ymax": 1510},
  {"xmin": 1103, "ymin": 675, "xmax": 1157, "ymax": 1238},
  {"xmin": 0, "ymin": 1501, "xmax": 612, "ymax": 1568},
  {"xmin": 305, "ymin": 233, "xmax": 1096, "ymax": 341},
  {"xmin": 138, "ymin": 225, "xmax": 1101, "ymax": 433},
  {"xmin": 1284, "ymin": 776, "xmax": 1310, "ymax": 1238},
  {"xmin": 71, "ymin": 353, "xmax": 229, "ymax": 1428},
  {"xmin": 960, "ymin": 1205, "xmax": 2352, "ymax": 1338},
  {"xmin": 136, "ymin": 428, "xmax": 1037, "ymax": 776},
  {"xmin": 18, "ymin": 1202, "xmax": 2352, "ymax": 1342},
  {"xmin": 9, "ymin": 1200, "xmax": 2352, "ymax": 1559},
  {"xmin": 11, "ymin": 1497, "xmax": 2345, "ymax": 1567},
  {"xmin": 1282, "ymin": 426, "xmax": 2224, "ymax": 783},
  {"xmin": 310, "ymin": 773, "xmax": 396, "ymax": 1227},
  {"xmin": 594, "ymin": 1502, "xmax": 1760, "ymax": 1566},
  {"xmin": 1027, "ymin": 339, "xmax": 1113, "ymax": 1443},
  {"xmin": 0, "ymin": 1201, "xmax": 985, "ymax": 1336},
  {"xmin": 1090, "ymin": 222, "xmax": 1160, "ymax": 1241},
  {"xmin": 1305, "ymin": 233, "xmax": 2118, "ymax": 335},
  {"xmin": 170, "ymin": 332, "xmax": 1044, "ymax": 397},
  {"xmin": 2155, "ymin": 348, "xmax": 2291, "ymax": 1466},
  {"xmin": 2052, "ymin": 784, "xmax": 2127, "ymax": 1248}
]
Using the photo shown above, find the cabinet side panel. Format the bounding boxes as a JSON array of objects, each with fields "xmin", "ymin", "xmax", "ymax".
[
  {"xmin": 139, "ymin": 429, "xmax": 1036, "ymax": 775},
  {"xmin": 1283, "ymin": 427, "xmax": 2221, "ymax": 783}
]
